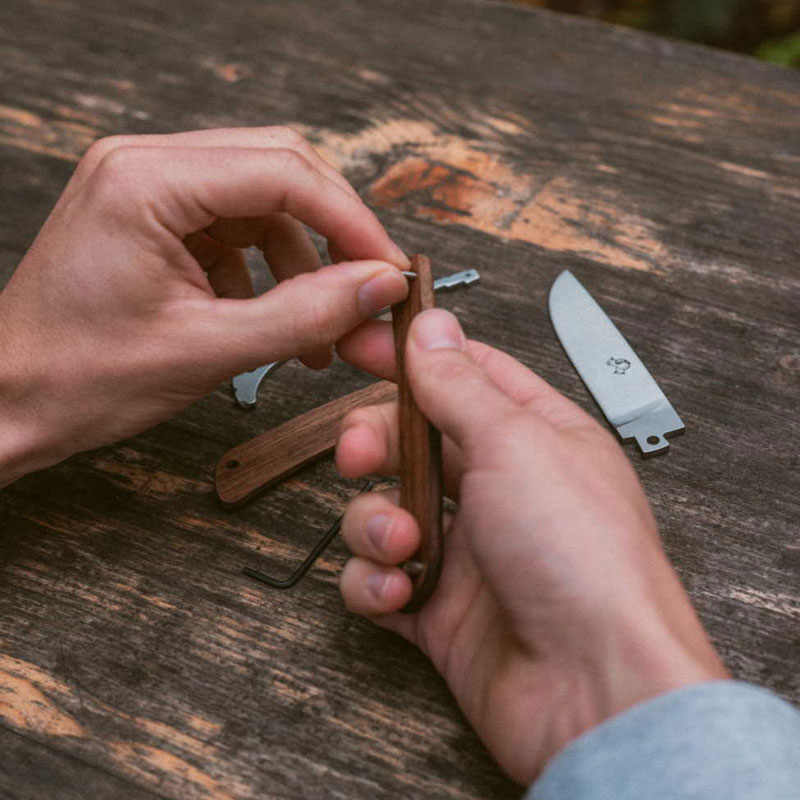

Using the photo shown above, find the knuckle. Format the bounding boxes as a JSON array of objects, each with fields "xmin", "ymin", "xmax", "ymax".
[
  {"xmin": 273, "ymin": 126, "xmax": 307, "ymax": 150},
  {"xmin": 269, "ymin": 147, "xmax": 309, "ymax": 175},
  {"xmin": 82, "ymin": 146, "xmax": 157, "ymax": 219},
  {"xmin": 93, "ymin": 145, "xmax": 148, "ymax": 191},
  {"xmin": 74, "ymin": 135, "xmax": 133, "ymax": 186},
  {"xmin": 291, "ymin": 292, "xmax": 331, "ymax": 348},
  {"xmin": 82, "ymin": 135, "xmax": 131, "ymax": 168}
]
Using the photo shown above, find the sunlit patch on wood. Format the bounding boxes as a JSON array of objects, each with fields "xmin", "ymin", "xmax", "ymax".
[
  {"xmin": 132, "ymin": 716, "xmax": 222, "ymax": 759},
  {"xmin": 203, "ymin": 61, "xmax": 254, "ymax": 83},
  {"xmin": 183, "ymin": 713, "xmax": 222, "ymax": 737},
  {"xmin": 303, "ymin": 118, "xmax": 670, "ymax": 272},
  {"xmin": 0, "ymin": 655, "xmax": 85, "ymax": 738},
  {"xmin": 0, "ymin": 103, "xmax": 97, "ymax": 161},
  {"xmin": 49, "ymin": 103, "xmax": 105, "ymax": 127},
  {"xmin": 661, "ymin": 103, "xmax": 721, "ymax": 120},
  {"xmin": 74, "ymin": 93, "xmax": 128, "ymax": 116},
  {"xmin": 107, "ymin": 740, "xmax": 242, "ymax": 800},
  {"xmin": 727, "ymin": 587, "xmax": 800, "ymax": 620},
  {"xmin": 508, "ymin": 177, "xmax": 672, "ymax": 272},
  {"xmin": 106, "ymin": 78, "xmax": 135, "ymax": 92},
  {"xmin": 716, "ymin": 161, "xmax": 771, "ymax": 180},
  {"xmin": 649, "ymin": 114, "xmax": 705, "ymax": 129},
  {"xmin": 672, "ymin": 86, "xmax": 763, "ymax": 118},
  {"xmin": 355, "ymin": 66, "xmax": 390, "ymax": 85},
  {"xmin": 681, "ymin": 259, "xmax": 799, "ymax": 292}
]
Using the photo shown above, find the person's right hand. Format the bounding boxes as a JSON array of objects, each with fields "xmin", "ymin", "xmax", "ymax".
[
  {"xmin": 0, "ymin": 127, "xmax": 408, "ymax": 487},
  {"xmin": 335, "ymin": 308, "xmax": 728, "ymax": 785}
]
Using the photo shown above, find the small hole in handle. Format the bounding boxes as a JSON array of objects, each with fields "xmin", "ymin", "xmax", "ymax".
[
  {"xmin": 226, "ymin": 459, "xmax": 240, "ymax": 469},
  {"xmin": 646, "ymin": 436, "xmax": 660, "ymax": 446}
]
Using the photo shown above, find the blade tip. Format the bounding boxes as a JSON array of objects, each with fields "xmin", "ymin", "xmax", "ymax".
[{"xmin": 548, "ymin": 270, "xmax": 576, "ymax": 315}]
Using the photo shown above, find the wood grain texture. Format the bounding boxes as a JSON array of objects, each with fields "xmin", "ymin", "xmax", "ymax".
[
  {"xmin": 216, "ymin": 380, "xmax": 397, "ymax": 507},
  {"xmin": 0, "ymin": 0, "xmax": 798, "ymax": 797},
  {"xmin": 391, "ymin": 256, "xmax": 444, "ymax": 612},
  {"xmin": 0, "ymin": 724, "xmax": 162, "ymax": 800}
]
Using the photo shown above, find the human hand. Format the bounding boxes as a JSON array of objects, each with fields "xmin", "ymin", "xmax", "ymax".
[
  {"xmin": 335, "ymin": 309, "xmax": 728, "ymax": 784},
  {"xmin": 0, "ymin": 127, "xmax": 409, "ymax": 486}
]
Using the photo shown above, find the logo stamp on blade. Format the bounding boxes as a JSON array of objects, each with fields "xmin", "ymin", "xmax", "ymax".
[{"xmin": 606, "ymin": 357, "xmax": 631, "ymax": 375}]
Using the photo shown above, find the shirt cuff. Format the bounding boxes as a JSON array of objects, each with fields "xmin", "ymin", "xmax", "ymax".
[{"xmin": 527, "ymin": 681, "xmax": 800, "ymax": 800}]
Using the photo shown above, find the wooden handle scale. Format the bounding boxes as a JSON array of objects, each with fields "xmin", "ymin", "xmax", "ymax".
[
  {"xmin": 393, "ymin": 255, "xmax": 444, "ymax": 612},
  {"xmin": 215, "ymin": 381, "xmax": 397, "ymax": 508}
]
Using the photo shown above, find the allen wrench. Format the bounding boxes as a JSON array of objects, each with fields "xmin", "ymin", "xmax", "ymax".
[{"xmin": 242, "ymin": 480, "xmax": 374, "ymax": 590}]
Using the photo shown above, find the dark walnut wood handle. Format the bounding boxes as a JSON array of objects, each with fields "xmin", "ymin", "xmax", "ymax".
[
  {"xmin": 392, "ymin": 255, "xmax": 444, "ymax": 613},
  {"xmin": 215, "ymin": 381, "xmax": 397, "ymax": 508}
]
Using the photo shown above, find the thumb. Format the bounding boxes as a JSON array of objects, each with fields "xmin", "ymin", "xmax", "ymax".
[
  {"xmin": 192, "ymin": 260, "xmax": 408, "ymax": 372},
  {"xmin": 405, "ymin": 309, "xmax": 520, "ymax": 450}
]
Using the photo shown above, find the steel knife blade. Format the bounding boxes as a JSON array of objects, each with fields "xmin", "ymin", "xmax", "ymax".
[{"xmin": 548, "ymin": 271, "xmax": 684, "ymax": 456}]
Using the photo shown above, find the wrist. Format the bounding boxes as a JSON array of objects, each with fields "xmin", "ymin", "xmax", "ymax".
[
  {"xmin": 0, "ymin": 312, "xmax": 66, "ymax": 487},
  {"xmin": 580, "ymin": 583, "xmax": 730, "ymax": 735},
  {"xmin": 0, "ymin": 416, "xmax": 56, "ymax": 488},
  {"xmin": 525, "ymin": 571, "xmax": 729, "ymax": 776}
]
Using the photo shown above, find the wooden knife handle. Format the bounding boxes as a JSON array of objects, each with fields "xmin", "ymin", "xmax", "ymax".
[
  {"xmin": 215, "ymin": 381, "xmax": 397, "ymax": 508},
  {"xmin": 392, "ymin": 255, "xmax": 444, "ymax": 612}
]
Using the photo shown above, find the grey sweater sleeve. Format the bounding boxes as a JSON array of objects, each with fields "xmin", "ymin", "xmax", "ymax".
[{"xmin": 526, "ymin": 681, "xmax": 800, "ymax": 800}]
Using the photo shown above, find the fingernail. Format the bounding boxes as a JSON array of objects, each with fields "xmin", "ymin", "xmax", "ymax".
[
  {"xmin": 366, "ymin": 514, "xmax": 393, "ymax": 554},
  {"xmin": 357, "ymin": 270, "xmax": 405, "ymax": 316},
  {"xmin": 413, "ymin": 309, "xmax": 466, "ymax": 351},
  {"xmin": 367, "ymin": 571, "xmax": 388, "ymax": 600}
]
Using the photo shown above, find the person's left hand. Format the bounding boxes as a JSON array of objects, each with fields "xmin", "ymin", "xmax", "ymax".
[
  {"xmin": 333, "ymin": 311, "xmax": 727, "ymax": 784},
  {"xmin": 0, "ymin": 127, "xmax": 409, "ymax": 486}
]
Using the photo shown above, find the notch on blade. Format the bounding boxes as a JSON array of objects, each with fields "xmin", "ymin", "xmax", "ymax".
[{"xmin": 548, "ymin": 271, "xmax": 684, "ymax": 457}]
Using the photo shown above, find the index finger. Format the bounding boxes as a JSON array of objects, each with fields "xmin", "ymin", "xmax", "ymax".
[
  {"xmin": 88, "ymin": 145, "xmax": 409, "ymax": 268},
  {"xmin": 63, "ymin": 126, "xmax": 359, "ymax": 208}
]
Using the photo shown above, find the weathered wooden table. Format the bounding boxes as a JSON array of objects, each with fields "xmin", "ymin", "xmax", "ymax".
[{"xmin": 1, "ymin": 1, "xmax": 798, "ymax": 797}]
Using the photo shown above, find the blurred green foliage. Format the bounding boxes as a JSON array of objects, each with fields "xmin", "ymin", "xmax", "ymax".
[
  {"xmin": 756, "ymin": 29, "xmax": 800, "ymax": 65},
  {"xmin": 515, "ymin": 0, "xmax": 800, "ymax": 66}
]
